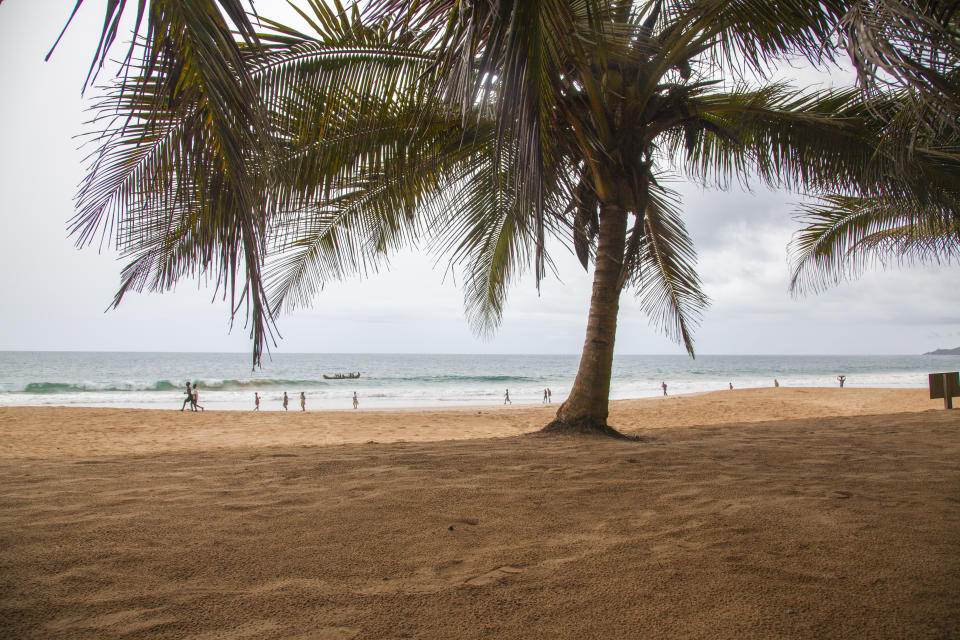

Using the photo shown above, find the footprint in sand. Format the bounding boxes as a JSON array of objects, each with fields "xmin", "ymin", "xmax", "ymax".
[
  {"xmin": 464, "ymin": 566, "xmax": 523, "ymax": 586},
  {"xmin": 447, "ymin": 518, "xmax": 479, "ymax": 530}
]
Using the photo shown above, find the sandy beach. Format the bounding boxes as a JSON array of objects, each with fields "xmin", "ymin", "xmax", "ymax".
[{"xmin": 1, "ymin": 387, "xmax": 957, "ymax": 638}]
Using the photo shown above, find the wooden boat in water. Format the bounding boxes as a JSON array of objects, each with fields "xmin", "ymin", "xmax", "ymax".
[{"xmin": 323, "ymin": 372, "xmax": 360, "ymax": 380}]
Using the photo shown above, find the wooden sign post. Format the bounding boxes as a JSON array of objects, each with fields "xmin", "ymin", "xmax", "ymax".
[{"xmin": 929, "ymin": 372, "xmax": 960, "ymax": 409}]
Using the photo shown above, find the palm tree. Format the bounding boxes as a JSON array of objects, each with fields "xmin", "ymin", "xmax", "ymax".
[{"xmin": 70, "ymin": 0, "xmax": 892, "ymax": 436}]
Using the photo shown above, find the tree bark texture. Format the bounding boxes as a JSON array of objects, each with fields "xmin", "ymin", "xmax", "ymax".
[{"xmin": 543, "ymin": 202, "xmax": 629, "ymax": 436}]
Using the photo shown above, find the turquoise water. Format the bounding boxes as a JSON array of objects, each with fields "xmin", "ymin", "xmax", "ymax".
[{"xmin": 1, "ymin": 351, "xmax": 957, "ymax": 411}]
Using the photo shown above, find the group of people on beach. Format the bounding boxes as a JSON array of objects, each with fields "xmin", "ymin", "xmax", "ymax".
[
  {"xmin": 180, "ymin": 382, "xmax": 204, "ymax": 411},
  {"xmin": 657, "ymin": 376, "xmax": 846, "ymax": 395},
  {"xmin": 252, "ymin": 391, "xmax": 359, "ymax": 410},
  {"xmin": 503, "ymin": 388, "xmax": 552, "ymax": 405},
  {"xmin": 254, "ymin": 391, "xmax": 308, "ymax": 411},
  {"xmin": 184, "ymin": 375, "xmax": 853, "ymax": 412}
]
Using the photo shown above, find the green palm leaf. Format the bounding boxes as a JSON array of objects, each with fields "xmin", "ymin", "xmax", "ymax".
[{"xmin": 789, "ymin": 194, "xmax": 960, "ymax": 294}]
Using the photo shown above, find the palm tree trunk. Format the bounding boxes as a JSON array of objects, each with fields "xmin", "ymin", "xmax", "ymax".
[{"xmin": 543, "ymin": 202, "xmax": 630, "ymax": 437}]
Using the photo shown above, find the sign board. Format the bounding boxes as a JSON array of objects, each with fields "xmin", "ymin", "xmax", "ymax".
[{"xmin": 929, "ymin": 371, "xmax": 959, "ymax": 409}]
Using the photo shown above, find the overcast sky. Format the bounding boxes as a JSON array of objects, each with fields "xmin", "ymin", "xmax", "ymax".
[{"xmin": 0, "ymin": 0, "xmax": 956, "ymax": 356}]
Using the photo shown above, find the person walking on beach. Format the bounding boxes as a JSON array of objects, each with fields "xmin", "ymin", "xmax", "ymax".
[
  {"xmin": 729, "ymin": 382, "xmax": 733, "ymax": 390},
  {"xmin": 504, "ymin": 389, "xmax": 511, "ymax": 404},
  {"xmin": 352, "ymin": 392, "xmax": 359, "ymax": 409},
  {"xmin": 254, "ymin": 392, "xmax": 260, "ymax": 411},
  {"xmin": 547, "ymin": 388, "xmax": 551, "ymax": 403},
  {"xmin": 837, "ymin": 375, "xmax": 846, "ymax": 388},
  {"xmin": 300, "ymin": 392, "xmax": 306, "ymax": 411},
  {"xmin": 181, "ymin": 381, "xmax": 194, "ymax": 411},
  {"xmin": 661, "ymin": 381, "xmax": 668, "ymax": 396},
  {"xmin": 543, "ymin": 389, "xmax": 548, "ymax": 403},
  {"xmin": 192, "ymin": 383, "xmax": 204, "ymax": 411},
  {"xmin": 283, "ymin": 392, "xmax": 289, "ymax": 411},
  {"xmin": 774, "ymin": 379, "xmax": 779, "ymax": 388}
]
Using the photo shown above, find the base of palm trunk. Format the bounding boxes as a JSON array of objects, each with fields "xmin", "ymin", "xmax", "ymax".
[{"xmin": 540, "ymin": 416, "xmax": 635, "ymax": 440}]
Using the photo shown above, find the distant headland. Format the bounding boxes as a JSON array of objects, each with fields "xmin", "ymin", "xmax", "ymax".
[{"xmin": 924, "ymin": 347, "xmax": 960, "ymax": 355}]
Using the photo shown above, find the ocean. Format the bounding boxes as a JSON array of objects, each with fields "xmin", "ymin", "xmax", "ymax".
[{"xmin": 1, "ymin": 351, "xmax": 958, "ymax": 411}]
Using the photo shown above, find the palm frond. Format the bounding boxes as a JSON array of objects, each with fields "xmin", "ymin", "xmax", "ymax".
[
  {"xmin": 70, "ymin": 0, "xmax": 279, "ymax": 365},
  {"xmin": 433, "ymin": 133, "xmax": 569, "ymax": 337},
  {"xmin": 264, "ymin": 116, "xmax": 495, "ymax": 315},
  {"xmin": 652, "ymin": 0, "xmax": 848, "ymax": 77},
  {"xmin": 676, "ymin": 85, "xmax": 887, "ymax": 194},
  {"xmin": 49, "ymin": 0, "xmax": 259, "ymax": 91},
  {"xmin": 74, "ymin": 2, "xmax": 443, "ymax": 366},
  {"xmin": 631, "ymin": 182, "xmax": 708, "ymax": 356},
  {"xmin": 789, "ymin": 194, "xmax": 960, "ymax": 294},
  {"xmin": 840, "ymin": 0, "xmax": 960, "ymax": 118},
  {"xmin": 365, "ymin": 0, "xmax": 596, "ymax": 285}
]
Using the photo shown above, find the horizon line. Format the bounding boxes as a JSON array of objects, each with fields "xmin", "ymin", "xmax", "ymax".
[{"xmin": 0, "ymin": 349, "xmax": 943, "ymax": 357}]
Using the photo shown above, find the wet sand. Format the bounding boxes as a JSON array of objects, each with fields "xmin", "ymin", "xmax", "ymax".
[{"xmin": 1, "ymin": 388, "xmax": 958, "ymax": 638}]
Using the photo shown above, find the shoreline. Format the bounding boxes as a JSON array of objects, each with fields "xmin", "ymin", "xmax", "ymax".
[
  {"xmin": 0, "ymin": 387, "xmax": 947, "ymax": 459},
  {"xmin": 0, "ymin": 383, "xmax": 935, "ymax": 412}
]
